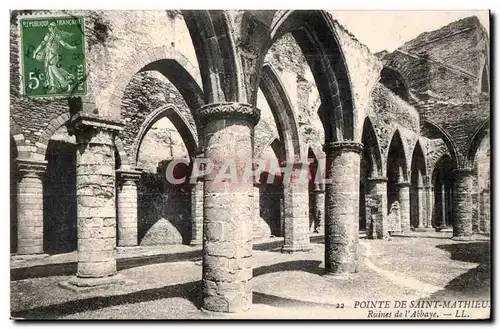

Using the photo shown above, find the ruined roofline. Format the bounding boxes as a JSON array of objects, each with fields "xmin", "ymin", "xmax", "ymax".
[{"xmin": 398, "ymin": 15, "xmax": 489, "ymax": 52}]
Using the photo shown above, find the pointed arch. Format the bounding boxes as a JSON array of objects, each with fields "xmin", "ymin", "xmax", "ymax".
[
  {"xmin": 361, "ymin": 116, "xmax": 383, "ymax": 177},
  {"xmin": 387, "ymin": 129, "xmax": 408, "ymax": 182},
  {"xmin": 421, "ymin": 119, "xmax": 459, "ymax": 165},
  {"xmin": 107, "ymin": 46, "xmax": 204, "ymax": 119},
  {"xmin": 182, "ymin": 10, "xmax": 240, "ymax": 103},
  {"xmin": 467, "ymin": 117, "xmax": 490, "ymax": 164},
  {"xmin": 259, "ymin": 63, "xmax": 303, "ymax": 162},
  {"xmin": 480, "ymin": 63, "xmax": 490, "ymax": 94},
  {"xmin": 379, "ymin": 67, "xmax": 410, "ymax": 102},
  {"xmin": 132, "ymin": 104, "xmax": 199, "ymax": 167},
  {"xmin": 243, "ymin": 10, "xmax": 355, "ymax": 142},
  {"xmin": 411, "ymin": 140, "xmax": 427, "ymax": 187}
]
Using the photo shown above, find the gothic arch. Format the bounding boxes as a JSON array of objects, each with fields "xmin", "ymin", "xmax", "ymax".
[
  {"xmin": 182, "ymin": 10, "xmax": 241, "ymax": 103},
  {"xmin": 467, "ymin": 117, "xmax": 490, "ymax": 164},
  {"xmin": 108, "ymin": 46, "xmax": 204, "ymax": 117},
  {"xmin": 411, "ymin": 140, "xmax": 427, "ymax": 183},
  {"xmin": 379, "ymin": 67, "xmax": 410, "ymax": 102},
  {"xmin": 480, "ymin": 63, "xmax": 490, "ymax": 94},
  {"xmin": 386, "ymin": 129, "xmax": 409, "ymax": 182},
  {"xmin": 422, "ymin": 119, "xmax": 459, "ymax": 166},
  {"xmin": 411, "ymin": 140, "xmax": 428, "ymax": 177},
  {"xmin": 242, "ymin": 10, "xmax": 355, "ymax": 142},
  {"xmin": 260, "ymin": 62, "xmax": 303, "ymax": 162},
  {"xmin": 361, "ymin": 116, "xmax": 383, "ymax": 177},
  {"xmin": 132, "ymin": 104, "xmax": 199, "ymax": 167}
]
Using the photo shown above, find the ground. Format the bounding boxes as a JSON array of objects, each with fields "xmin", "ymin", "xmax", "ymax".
[{"xmin": 11, "ymin": 233, "xmax": 490, "ymax": 320}]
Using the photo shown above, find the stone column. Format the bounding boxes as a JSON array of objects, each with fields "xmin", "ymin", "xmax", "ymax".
[
  {"xmin": 424, "ymin": 175, "xmax": 433, "ymax": 228},
  {"xmin": 452, "ymin": 168, "xmax": 473, "ymax": 240},
  {"xmin": 367, "ymin": 176, "xmax": 388, "ymax": 239},
  {"xmin": 116, "ymin": 168, "xmax": 142, "ymax": 247},
  {"xmin": 324, "ymin": 141, "xmax": 363, "ymax": 277},
  {"xmin": 311, "ymin": 183, "xmax": 325, "ymax": 234},
  {"xmin": 483, "ymin": 188, "xmax": 490, "ymax": 234},
  {"xmin": 417, "ymin": 186, "xmax": 425, "ymax": 228},
  {"xmin": 282, "ymin": 162, "xmax": 311, "ymax": 253},
  {"xmin": 16, "ymin": 159, "xmax": 47, "ymax": 255},
  {"xmin": 397, "ymin": 182, "xmax": 411, "ymax": 232},
  {"xmin": 197, "ymin": 102, "xmax": 259, "ymax": 313},
  {"xmin": 190, "ymin": 179, "xmax": 204, "ymax": 245},
  {"xmin": 70, "ymin": 116, "xmax": 123, "ymax": 285}
]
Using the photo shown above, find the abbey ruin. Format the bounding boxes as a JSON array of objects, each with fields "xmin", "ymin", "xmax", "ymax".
[{"xmin": 10, "ymin": 10, "xmax": 490, "ymax": 315}]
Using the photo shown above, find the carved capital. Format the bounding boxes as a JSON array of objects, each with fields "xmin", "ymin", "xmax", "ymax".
[
  {"xmin": 116, "ymin": 168, "xmax": 142, "ymax": 184},
  {"xmin": 396, "ymin": 181, "xmax": 411, "ymax": 188},
  {"xmin": 453, "ymin": 167, "xmax": 474, "ymax": 177},
  {"xmin": 195, "ymin": 102, "xmax": 261, "ymax": 126},
  {"xmin": 323, "ymin": 141, "xmax": 363, "ymax": 155},
  {"xmin": 16, "ymin": 158, "xmax": 47, "ymax": 178},
  {"xmin": 367, "ymin": 176, "xmax": 388, "ymax": 183},
  {"xmin": 69, "ymin": 112, "xmax": 124, "ymax": 133}
]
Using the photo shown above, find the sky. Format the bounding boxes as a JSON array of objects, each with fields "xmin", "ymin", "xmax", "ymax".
[{"xmin": 329, "ymin": 10, "xmax": 490, "ymax": 53}]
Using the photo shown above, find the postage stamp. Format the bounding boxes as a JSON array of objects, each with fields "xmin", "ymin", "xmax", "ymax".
[{"xmin": 19, "ymin": 14, "xmax": 87, "ymax": 99}]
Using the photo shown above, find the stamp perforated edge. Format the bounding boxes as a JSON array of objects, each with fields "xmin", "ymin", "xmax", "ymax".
[{"xmin": 16, "ymin": 10, "xmax": 88, "ymax": 100}]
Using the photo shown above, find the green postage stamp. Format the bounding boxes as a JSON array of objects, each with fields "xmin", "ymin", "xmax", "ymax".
[{"xmin": 19, "ymin": 14, "xmax": 87, "ymax": 99}]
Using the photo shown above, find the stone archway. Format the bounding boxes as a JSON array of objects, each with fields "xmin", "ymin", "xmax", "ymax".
[
  {"xmin": 386, "ymin": 130, "xmax": 409, "ymax": 233},
  {"xmin": 410, "ymin": 141, "xmax": 427, "ymax": 229},
  {"xmin": 360, "ymin": 117, "xmax": 385, "ymax": 239},
  {"xmin": 432, "ymin": 155, "xmax": 456, "ymax": 230}
]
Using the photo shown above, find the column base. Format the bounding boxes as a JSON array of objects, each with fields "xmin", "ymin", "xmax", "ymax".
[
  {"xmin": 281, "ymin": 244, "xmax": 312, "ymax": 254},
  {"xmin": 413, "ymin": 227, "xmax": 436, "ymax": 232},
  {"xmin": 323, "ymin": 271, "xmax": 356, "ymax": 281},
  {"xmin": 190, "ymin": 239, "xmax": 203, "ymax": 246},
  {"xmin": 451, "ymin": 235, "xmax": 473, "ymax": 241},
  {"xmin": 116, "ymin": 246, "xmax": 140, "ymax": 252},
  {"xmin": 435, "ymin": 226, "xmax": 453, "ymax": 233},
  {"xmin": 59, "ymin": 274, "xmax": 133, "ymax": 292},
  {"xmin": 11, "ymin": 253, "xmax": 49, "ymax": 261}
]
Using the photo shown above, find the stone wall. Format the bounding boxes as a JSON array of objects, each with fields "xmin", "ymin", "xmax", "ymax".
[
  {"xmin": 366, "ymin": 83, "xmax": 421, "ymax": 173},
  {"xmin": 381, "ymin": 16, "xmax": 490, "ymax": 160}
]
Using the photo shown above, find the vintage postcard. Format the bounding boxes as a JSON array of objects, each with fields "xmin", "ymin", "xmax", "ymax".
[{"xmin": 9, "ymin": 9, "xmax": 490, "ymax": 320}]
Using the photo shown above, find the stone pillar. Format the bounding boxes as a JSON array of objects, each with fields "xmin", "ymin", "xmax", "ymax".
[
  {"xmin": 397, "ymin": 182, "xmax": 411, "ymax": 232},
  {"xmin": 311, "ymin": 184, "xmax": 325, "ymax": 234},
  {"xmin": 417, "ymin": 186, "xmax": 425, "ymax": 228},
  {"xmin": 324, "ymin": 141, "xmax": 363, "ymax": 277},
  {"xmin": 190, "ymin": 179, "xmax": 204, "ymax": 245},
  {"xmin": 452, "ymin": 168, "xmax": 473, "ymax": 240},
  {"xmin": 116, "ymin": 168, "xmax": 142, "ymax": 247},
  {"xmin": 252, "ymin": 183, "xmax": 271, "ymax": 239},
  {"xmin": 282, "ymin": 162, "xmax": 311, "ymax": 253},
  {"xmin": 16, "ymin": 159, "xmax": 47, "ymax": 255},
  {"xmin": 367, "ymin": 176, "xmax": 388, "ymax": 239},
  {"xmin": 424, "ymin": 175, "xmax": 433, "ymax": 228},
  {"xmin": 483, "ymin": 188, "xmax": 490, "ymax": 233},
  {"xmin": 71, "ymin": 116, "xmax": 123, "ymax": 283},
  {"xmin": 197, "ymin": 102, "xmax": 259, "ymax": 313}
]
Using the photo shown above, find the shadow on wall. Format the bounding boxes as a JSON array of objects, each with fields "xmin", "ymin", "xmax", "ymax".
[
  {"xmin": 137, "ymin": 172, "xmax": 191, "ymax": 246},
  {"xmin": 260, "ymin": 183, "xmax": 283, "ymax": 237},
  {"xmin": 43, "ymin": 140, "xmax": 77, "ymax": 255}
]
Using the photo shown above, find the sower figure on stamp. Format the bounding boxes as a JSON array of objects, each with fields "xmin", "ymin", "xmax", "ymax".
[{"xmin": 33, "ymin": 21, "xmax": 76, "ymax": 94}]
